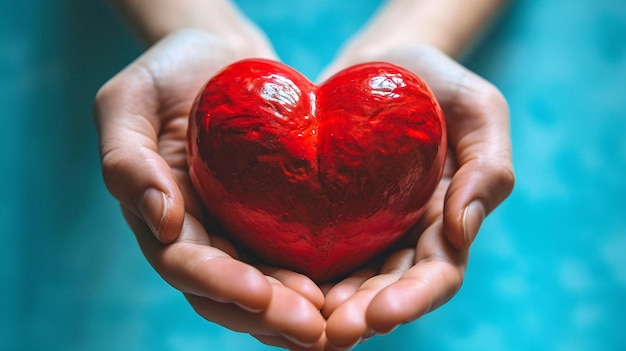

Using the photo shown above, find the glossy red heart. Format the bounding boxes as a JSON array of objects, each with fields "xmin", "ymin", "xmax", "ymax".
[{"xmin": 187, "ymin": 59, "xmax": 446, "ymax": 282}]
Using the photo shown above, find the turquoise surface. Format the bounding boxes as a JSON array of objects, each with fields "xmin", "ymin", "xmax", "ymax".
[{"xmin": 1, "ymin": 0, "xmax": 625, "ymax": 350}]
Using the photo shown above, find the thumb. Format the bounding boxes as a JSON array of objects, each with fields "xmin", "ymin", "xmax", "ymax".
[
  {"xmin": 441, "ymin": 74, "xmax": 515, "ymax": 251},
  {"xmin": 94, "ymin": 67, "xmax": 185, "ymax": 243}
]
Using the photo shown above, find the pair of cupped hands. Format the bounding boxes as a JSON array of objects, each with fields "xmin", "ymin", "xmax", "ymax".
[{"xmin": 95, "ymin": 29, "xmax": 513, "ymax": 350}]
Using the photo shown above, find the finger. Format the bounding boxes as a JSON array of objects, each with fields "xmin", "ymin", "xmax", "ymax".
[
  {"xmin": 321, "ymin": 267, "xmax": 377, "ymax": 318},
  {"xmin": 324, "ymin": 250, "xmax": 414, "ymax": 347},
  {"xmin": 366, "ymin": 222, "xmax": 467, "ymax": 334},
  {"xmin": 95, "ymin": 65, "xmax": 184, "ymax": 243},
  {"xmin": 187, "ymin": 281, "xmax": 325, "ymax": 347},
  {"xmin": 207, "ymin": 233, "xmax": 240, "ymax": 259},
  {"xmin": 324, "ymin": 249, "xmax": 414, "ymax": 348},
  {"xmin": 259, "ymin": 266, "xmax": 325, "ymax": 309},
  {"xmin": 441, "ymin": 72, "xmax": 515, "ymax": 250},
  {"xmin": 126, "ymin": 210, "xmax": 273, "ymax": 312}
]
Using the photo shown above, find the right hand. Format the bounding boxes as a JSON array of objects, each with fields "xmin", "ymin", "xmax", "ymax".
[{"xmin": 94, "ymin": 29, "xmax": 327, "ymax": 350}]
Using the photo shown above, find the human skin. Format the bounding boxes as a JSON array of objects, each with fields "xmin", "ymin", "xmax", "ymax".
[{"xmin": 96, "ymin": 0, "xmax": 514, "ymax": 349}]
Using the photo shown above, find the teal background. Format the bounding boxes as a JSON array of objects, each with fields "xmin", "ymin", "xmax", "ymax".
[{"xmin": 1, "ymin": 0, "xmax": 625, "ymax": 350}]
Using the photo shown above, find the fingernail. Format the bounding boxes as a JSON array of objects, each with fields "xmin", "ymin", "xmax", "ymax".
[
  {"xmin": 137, "ymin": 188, "xmax": 167, "ymax": 241},
  {"xmin": 462, "ymin": 201, "xmax": 486, "ymax": 247}
]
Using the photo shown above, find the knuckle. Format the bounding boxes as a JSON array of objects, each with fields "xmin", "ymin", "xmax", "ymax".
[
  {"xmin": 93, "ymin": 77, "xmax": 120, "ymax": 121},
  {"xmin": 99, "ymin": 147, "xmax": 127, "ymax": 196},
  {"xmin": 471, "ymin": 81, "xmax": 509, "ymax": 116},
  {"xmin": 485, "ymin": 158, "xmax": 516, "ymax": 203},
  {"xmin": 498, "ymin": 164, "xmax": 516, "ymax": 197}
]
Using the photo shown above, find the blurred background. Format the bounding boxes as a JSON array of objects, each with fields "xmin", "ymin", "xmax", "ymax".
[{"xmin": 1, "ymin": 0, "xmax": 625, "ymax": 350}]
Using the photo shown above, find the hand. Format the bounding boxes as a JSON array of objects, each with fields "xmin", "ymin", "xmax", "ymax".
[
  {"xmin": 319, "ymin": 46, "xmax": 515, "ymax": 349},
  {"xmin": 94, "ymin": 29, "xmax": 327, "ymax": 349}
]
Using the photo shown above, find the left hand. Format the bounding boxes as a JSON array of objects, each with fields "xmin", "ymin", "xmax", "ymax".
[
  {"xmin": 94, "ymin": 30, "xmax": 327, "ymax": 350},
  {"xmin": 318, "ymin": 45, "xmax": 515, "ymax": 349}
]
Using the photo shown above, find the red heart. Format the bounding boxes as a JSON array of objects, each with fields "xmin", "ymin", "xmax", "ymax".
[{"xmin": 188, "ymin": 59, "xmax": 446, "ymax": 282}]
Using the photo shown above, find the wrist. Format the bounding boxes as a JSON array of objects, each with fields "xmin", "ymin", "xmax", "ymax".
[
  {"xmin": 330, "ymin": 0, "xmax": 508, "ymax": 64},
  {"xmin": 110, "ymin": 0, "xmax": 275, "ymax": 58}
]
